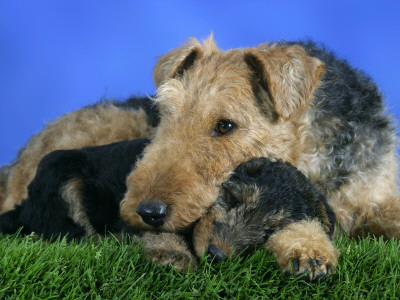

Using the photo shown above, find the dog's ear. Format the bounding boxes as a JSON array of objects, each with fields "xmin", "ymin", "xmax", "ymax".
[
  {"xmin": 244, "ymin": 45, "xmax": 325, "ymax": 120},
  {"xmin": 153, "ymin": 38, "xmax": 202, "ymax": 87}
]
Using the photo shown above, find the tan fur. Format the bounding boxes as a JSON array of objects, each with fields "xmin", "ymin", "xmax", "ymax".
[
  {"xmin": 267, "ymin": 219, "xmax": 339, "ymax": 279},
  {"xmin": 121, "ymin": 37, "xmax": 320, "ymax": 231},
  {"xmin": 325, "ymin": 150, "xmax": 400, "ymax": 238},
  {"xmin": 140, "ymin": 232, "xmax": 197, "ymax": 271},
  {"xmin": 295, "ymin": 109, "xmax": 400, "ymax": 239},
  {"xmin": 225, "ymin": 184, "xmax": 262, "ymax": 206},
  {"xmin": 0, "ymin": 186, "xmax": 5, "ymax": 209},
  {"xmin": 121, "ymin": 37, "xmax": 328, "ymax": 232},
  {"xmin": 80, "ymin": 231, "xmax": 197, "ymax": 271},
  {"xmin": 192, "ymin": 205, "xmax": 224, "ymax": 257},
  {"xmin": 61, "ymin": 177, "xmax": 96, "ymax": 236},
  {"xmin": 153, "ymin": 34, "xmax": 220, "ymax": 87},
  {"xmin": 2, "ymin": 104, "xmax": 153, "ymax": 212},
  {"xmin": 246, "ymin": 45, "xmax": 325, "ymax": 119},
  {"xmin": 0, "ymin": 165, "xmax": 11, "ymax": 209}
]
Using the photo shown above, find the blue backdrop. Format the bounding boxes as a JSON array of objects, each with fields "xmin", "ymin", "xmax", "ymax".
[{"xmin": 0, "ymin": 1, "xmax": 399, "ymax": 165}]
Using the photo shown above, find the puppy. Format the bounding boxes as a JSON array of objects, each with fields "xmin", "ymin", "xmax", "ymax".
[
  {"xmin": 0, "ymin": 139, "xmax": 150, "ymax": 240},
  {"xmin": 193, "ymin": 158, "xmax": 339, "ymax": 281}
]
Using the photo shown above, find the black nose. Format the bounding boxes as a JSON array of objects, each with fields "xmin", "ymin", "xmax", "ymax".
[
  {"xmin": 206, "ymin": 244, "xmax": 227, "ymax": 262},
  {"xmin": 136, "ymin": 200, "xmax": 168, "ymax": 227}
]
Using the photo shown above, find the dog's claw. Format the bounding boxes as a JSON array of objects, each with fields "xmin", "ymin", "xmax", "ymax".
[
  {"xmin": 281, "ymin": 257, "xmax": 336, "ymax": 282},
  {"xmin": 309, "ymin": 259, "xmax": 317, "ymax": 267},
  {"xmin": 327, "ymin": 265, "xmax": 332, "ymax": 275},
  {"xmin": 291, "ymin": 258, "xmax": 299, "ymax": 271}
]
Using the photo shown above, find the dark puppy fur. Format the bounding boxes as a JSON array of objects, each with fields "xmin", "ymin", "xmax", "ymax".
[
  {"xmin": 0, "ymin": 139, "xmax": 150, "ymax": 240},
  {"xmin": 193, "ymin": 158, "xmax": 339, "ymax": 281}
]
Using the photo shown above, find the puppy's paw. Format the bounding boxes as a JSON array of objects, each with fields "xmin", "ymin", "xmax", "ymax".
[
  {"xmin": 140, "ymin": 232, "xmax": 198, "ymax": 271},
  {"xmin": 267, "ymin": 220, "xmax": 339, "ymax": 281}
]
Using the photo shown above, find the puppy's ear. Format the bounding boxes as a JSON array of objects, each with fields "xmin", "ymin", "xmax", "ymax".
[
  {"xmin": 153, "ymin": 38, "xmax": 202, "ymax": 87},
  {"xmin": 244, "ymin": 45, "xmax": 325, "ymax": 120}
]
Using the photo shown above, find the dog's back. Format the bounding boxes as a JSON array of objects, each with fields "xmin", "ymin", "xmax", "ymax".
[
  {"xmin": 288, "ymin": 41, "xmax": 395, "ymax": 193},
  {"xmin": 0, "ymin": 164, "xmax": 12, "ymax": 208},
  {"xmin": 1, "ymin": 97, "xmax": 157, "ymax": 212}
]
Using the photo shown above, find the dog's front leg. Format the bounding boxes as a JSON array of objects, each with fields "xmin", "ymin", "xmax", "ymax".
[{"xmin": 139, "ymin": 232, "xmax": 198, "ymax": 271}]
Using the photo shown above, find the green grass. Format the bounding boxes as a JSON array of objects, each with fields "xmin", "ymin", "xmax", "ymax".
[{"xmin": 0, "ymin": 233, "xmax": 399, "ymax": 299}]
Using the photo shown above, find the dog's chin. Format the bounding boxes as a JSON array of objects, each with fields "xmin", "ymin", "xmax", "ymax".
[{"xmin": 161, "ymin": 216, "xmax": 197, "ymax": 233}]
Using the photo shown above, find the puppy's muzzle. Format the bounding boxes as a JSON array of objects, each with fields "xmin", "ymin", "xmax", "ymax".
[{"xmin": 206, "ymin": 244, "xmax": 227, "ymax": 262}]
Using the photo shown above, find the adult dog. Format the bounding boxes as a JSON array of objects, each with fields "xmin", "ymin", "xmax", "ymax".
[{"xmin": 121, "ymin": 36, "xmax": 399, "ymax": 239}]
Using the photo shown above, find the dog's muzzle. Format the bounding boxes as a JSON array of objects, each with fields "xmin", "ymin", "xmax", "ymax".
[{"xmin": 136, "ymin": 199, "xmax": 168, "ymax": 227}]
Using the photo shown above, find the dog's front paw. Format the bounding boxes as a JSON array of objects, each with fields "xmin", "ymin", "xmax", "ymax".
[
  {"xmin": 145, "ymin": 248, "xmax": 198, "ymax": 271},
  {"xmin": 267, "ymin": 220, "xmax": 339, "ymax": 281},
  {"xmin": 140, "ymin": 232, "xmax": 198, "ymax": 271}
]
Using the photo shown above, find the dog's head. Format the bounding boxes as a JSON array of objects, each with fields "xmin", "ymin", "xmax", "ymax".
[{"xmin": 120, "ymin": 36, "xmax": 324, "ymax": 232}]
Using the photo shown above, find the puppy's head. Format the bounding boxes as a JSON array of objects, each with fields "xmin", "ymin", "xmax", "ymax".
[{"xmin": 192, "ymin": 157, "xmax": 330, "ymax": 261}]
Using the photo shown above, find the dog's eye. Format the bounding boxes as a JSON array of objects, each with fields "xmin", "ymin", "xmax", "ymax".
[{"xmin": 212, "ymin": 119, "xmax": 236, "ymax": 136}]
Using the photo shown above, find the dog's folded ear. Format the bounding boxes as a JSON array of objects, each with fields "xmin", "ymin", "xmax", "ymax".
[
  {"xmin": 244, "ymin": 45, "xmax": 325, "ymax": 120},
  {"xmin": 153, "ymin": 39, "xmax": 200, "ymax": 87},
  {"xmin": 153, "ymin": 34, "xmax": 219, "ymax": 87}
]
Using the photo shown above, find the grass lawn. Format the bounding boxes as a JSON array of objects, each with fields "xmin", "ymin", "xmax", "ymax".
[{"xmin": 0, "ymin": 233, "xmax": 399, "ymax": 299}]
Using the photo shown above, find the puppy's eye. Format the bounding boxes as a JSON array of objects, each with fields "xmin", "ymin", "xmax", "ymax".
[
  {"xmin": 212, "ymin": 119, "xmax": 236, "ymax": 136},
  {"xmin": 226, "ymin": 191, "xmax": 241, "ymax": 209}
]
